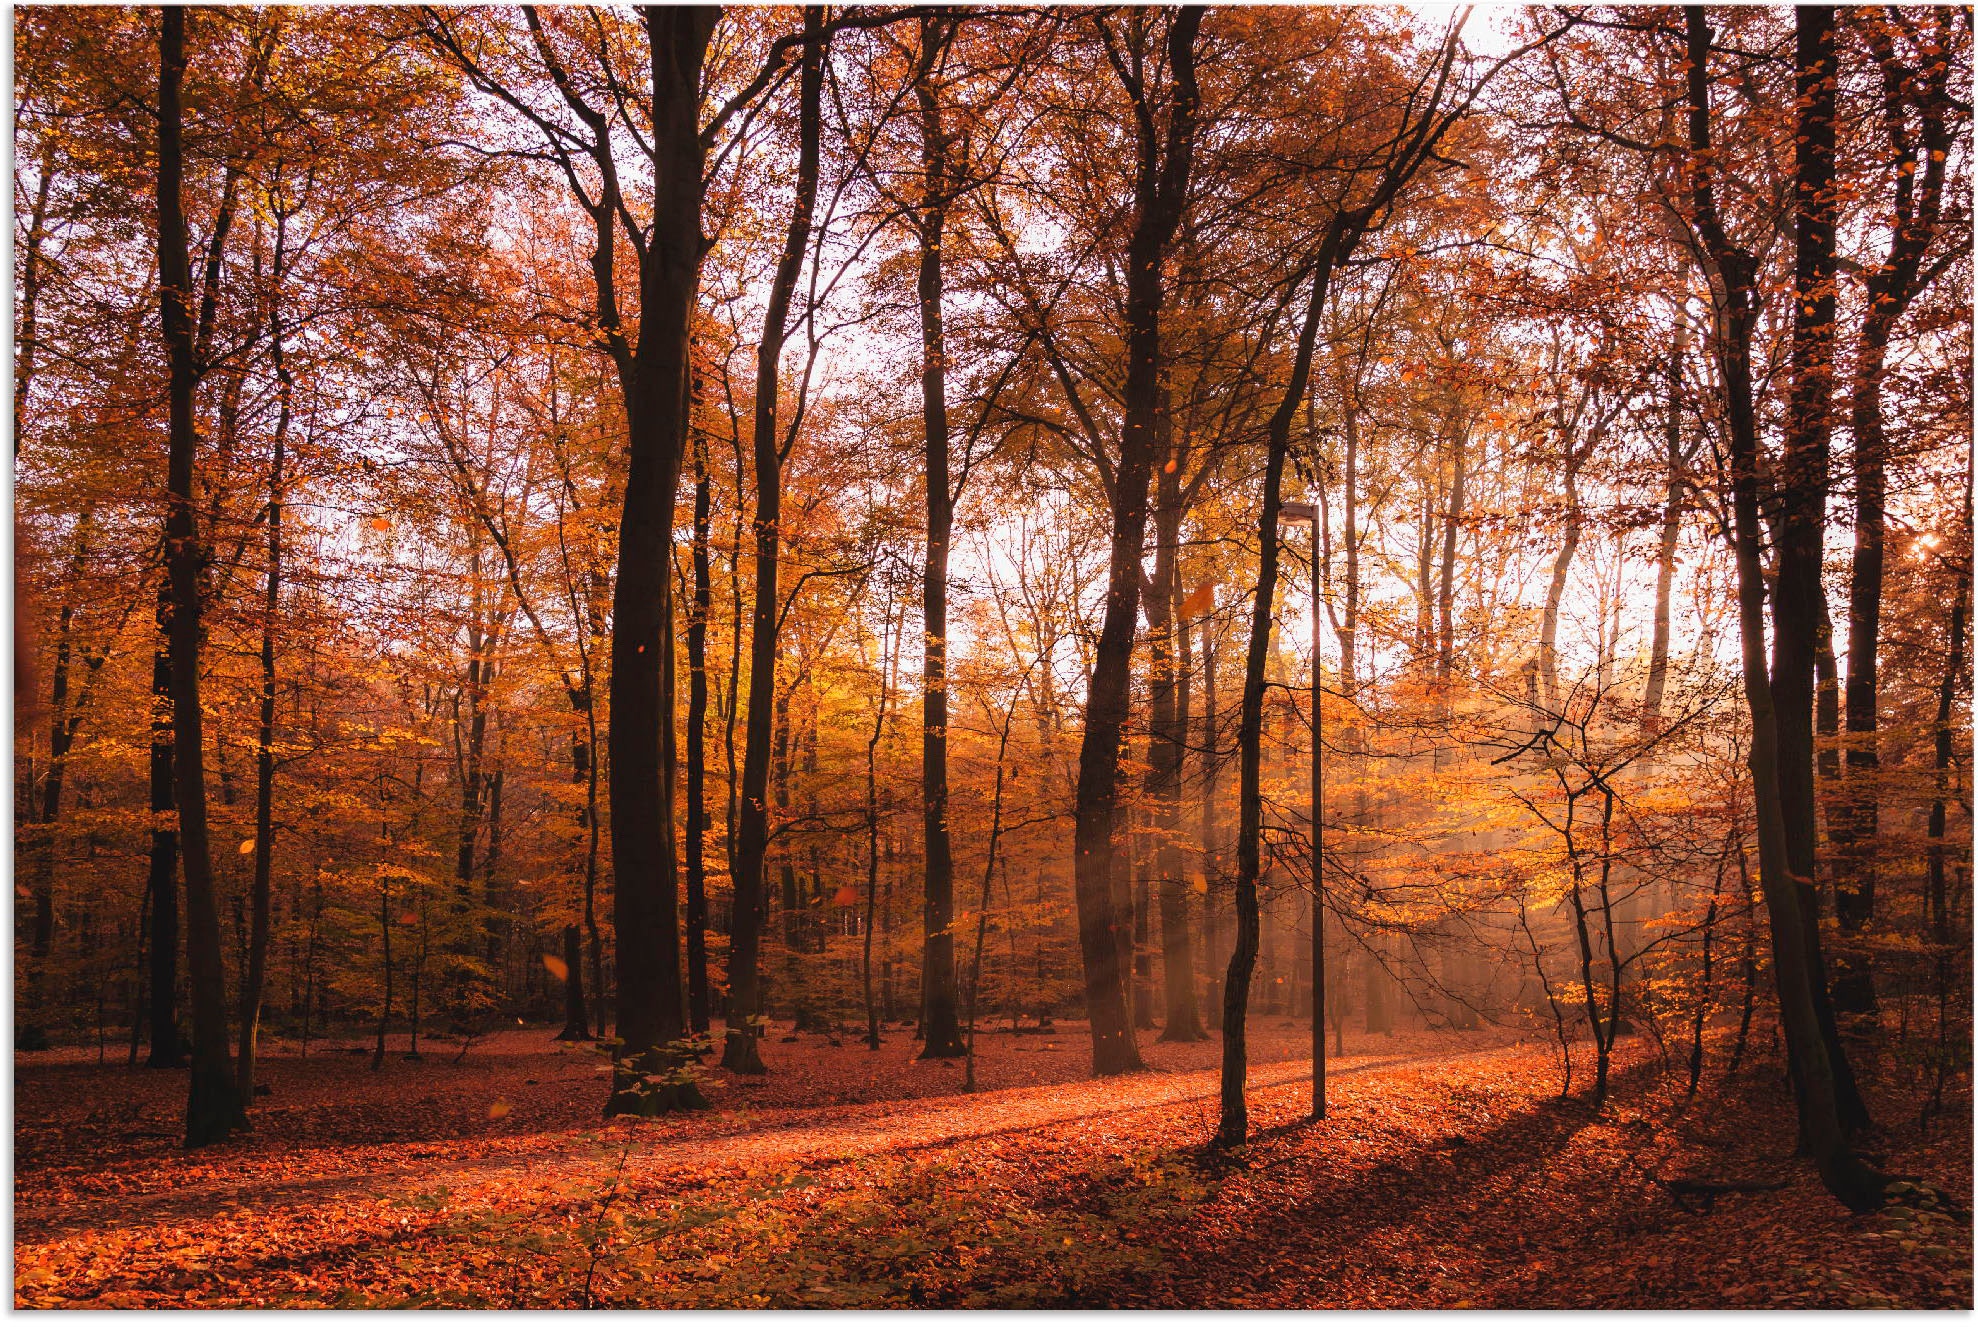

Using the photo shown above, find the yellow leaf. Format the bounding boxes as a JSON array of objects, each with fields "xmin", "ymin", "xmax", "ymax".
[
  {"xmin": 1179, "ymin": 582, "xmax": 1216, "ymax": 617},
  {"xmin": 238, "ymin": 839, "xmax": 256, "ymax": 855},
  {"xmin": 542, "ymin": 953, "xmax": 569, "ymax": 982},
  {"xmin": 487, "ymin": 1099, "xmax": 510, "ymax": 1120}
]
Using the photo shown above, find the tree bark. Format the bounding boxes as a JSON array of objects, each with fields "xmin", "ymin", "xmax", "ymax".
[
  {"xmin": 863, "ymin": 592, "xmax": 900, "ymax": 1050},
  {"xmin": 1767, "ymin": 5, "xmax": 1869, "ymax": 1131},
  {"xmin": 603, "ymin": 5, "xmax": 719, "ymax": 1113},
  {"xmin": 452, "ymin": 560, "xmax": 495, "ymax": 922},
  {"xmin": 1833, "ymin": 9, "xmax": 1954, "ymax": 1018},
  {"xmin": 1199, "ymin": 607, "xmax": 1223, "ymax": 1026},
  {"xmin": 1926, "ymin": 535, "xmax": 1968, "ymax": 951},
  {"xmin": 1339, "ymin": 372, "xmax": 1361, "ymax": 702},
  {"xmin": 14, "ymin": 151, "xmax": 53, "ymax": 458},
  {"xmin": 1682, "ymin": 6, "xmax": 1881, "ymax": 1210},
  {"xmin": 1643, "ymin": 288, "xmax": 1689, "ymax": 726},
  {"xmin": 1146, "ymin": 429, "xmax": 1206, "ymax": 1041},
  {"xmin": 158, "ymin": 7, "xmax": 237, "ymax": 1147},
  {"xmin": 686, "ymin": 431, "xmax": 713, "ymax": 1036},
  {"xmin": 1538, "ymin": 425, "xmax": 1583, "ymax": 712},
  {"xmin": 1072, "ymin": 7, "xmax": 1201, "ymax": 1078},
  {"xmin": 1222, "ymin": 254, "xmax": 1336, "ymax": 1144},
  {"xmin": 726, "ymin": 7, "xmax": 825, "ymax": 1074},
  {"xmin": 237, "ymin": 242, "xmax": 292, "ymax": 1109},
  {"xmin": 915, "ymin": 15, "xmax": 966, "ymax": 1059},
  {"xmin": 145, "ymin": 575, "xmax": 181, "ymax": 1069},
  {"xmin": 27, "ymin": 510, "xmax": 100, "ymax": 1010},
  {"xmin": 1435, "ymin": 418, "xmax": 1467, "ymax": 684}
]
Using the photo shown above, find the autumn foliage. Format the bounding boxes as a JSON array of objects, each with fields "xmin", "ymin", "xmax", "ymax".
[{"xmin": 12, "ymin": 3, "xmax": 1973, "ymax": 1309}]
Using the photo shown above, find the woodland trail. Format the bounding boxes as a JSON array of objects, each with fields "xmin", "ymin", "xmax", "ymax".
[
  {"xmin": 13, "ymin": 1041, "xmax": 1471, "ymax": 1241},
  {"xmin": 14, "ymin": 1029, "xmax": 1971, "ymax": 1308}
]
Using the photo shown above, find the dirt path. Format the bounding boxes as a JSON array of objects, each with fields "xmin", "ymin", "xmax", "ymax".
[
  {"xmin": 14, "ymin": 1032, "xmax": 1971, "ymax": 1309},
  {"xmin": 15, "ymin": 1045, "xmax": 1485, "ymax": 1244}
]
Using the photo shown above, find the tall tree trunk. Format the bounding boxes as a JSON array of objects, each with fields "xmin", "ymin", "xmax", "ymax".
[
  {"xmin": 1415, "ymin": 486, "xmax": 1437, "ymax": 669},
  {"xmin": 725, "ymin": 7, "xmax": 825, "ymax": 1074},
  {"xmin": 1643, "ymin": 290, "xmax": 1689, "ymax": 726},
  {"xmin": 774, "ymin": 676, "xmax": 809, "ymax": 1028},
  {"xmin": 723, "ymin": 429, "xmax": 746, "ymax": 944},
  {"xmin": 452, "ymin": 561, "xmax": 494, "ymax": 923},
  {"xmin": 1340, "ymin": 374, "xmax": 1376, "ymax": 1044},
  {"xmin": 1683, "ymin": 6, "xmax": 1881, "ymax": 1210},
  {"xmin": 145, "ymin": 577, "xmax": 181, "ymax": 1069},
  {"xmin": 603, "ymin": 5, "xmax": 719, "ymax": 1114},
  {"xmin": 27, "ymin": 510, "xmax": 97, "ymax": 1008},
  {"xmin": 1926, "ymin": 531, "xmax": 1968, "ymax": 966},
  {"xmin": 1339, "ymin": 374, "xmax": 1361, "ymax": 703},
  {"xmin": 1833, "ymin": 12, "xmax": 1954, "ymax": 1020},
  {"xmin": 1212, "ymin": 85, "xmax": 1476, "ymax": 1125},
  {"xmin": 1435, "ymin": 418, "xmax": 1467, "ymax": 684},
  {"xmin": 14, "ymin": 151, "xmax": 53, "ymax": 458},
  {"xmin": 1170, "ymin": 557, "xmax": 1206, "ymax": 1037},
  {"xmin": 158, "ymin": 7, "xmax": 236, "ymax": 1147},
  {"xmin": 1766, "ymin": 6, "xmax": 1869, "ymax": 1131},
  {"xmin": 1199, "ymin": 609, "xmax": 1222, "ymax": 1026},
  {"xmin": 1131, "ymin": 821, "xmax": 1154, "ymax": 1028},
  {"xmin": 580, "ymin": 683, "xmax": 603, "ymax": 1035},
  {"xmin": 1147, "ymin": 435, "xmax": 1206, "ymax": 1041},
  {"xmin": 561, "ymin": 669, "xmax": 594, "ymax": 1040},
  {"xmin": 685, "ymin": 432, "xmax": 713, "ymax": 1036},
  {"xmin": 915, "ymin": 15, "xmax": 966, "ymax": 1059},
  {"xmin": 863, "ymin": 592, "xmax": 900, "ymax": 1050},
  {"xmin": 1538, "ymin": 435, "xmax": 1582, "ymax": 711},
  {"xmin": 373, "ymin": 852, "xmax": 393, "ymax": 1071},
  {"xmin": 1073, "ymin": 7, "xmax": 1201, "ymax": 1078},
  {"xmin": 237, "ymin": 259, "xmax": 292, "ymax": 1109},
  {"xmin": 481, "ymin": 761, "xmax": 506, "ymax": 969},
  {"xmin": 1222, "ymin": 252, "xmax": 1337, "ymax": 1145}
]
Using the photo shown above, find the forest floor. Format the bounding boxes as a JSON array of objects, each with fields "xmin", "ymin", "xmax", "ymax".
[{"xmin": 13, "ymin": 1017, "xmax": 1972, "ymax": 1308}]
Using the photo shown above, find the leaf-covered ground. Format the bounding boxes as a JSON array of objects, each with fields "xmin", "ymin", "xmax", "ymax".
[{"xmin": 14, "ymin": 1022, "xmax": 1971, "ymax": 1308}]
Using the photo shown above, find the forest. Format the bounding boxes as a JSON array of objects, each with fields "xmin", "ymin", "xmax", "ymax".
[{"xmin": 12, "ymin": 2, "xmax": 1975, "ymax": 1310}]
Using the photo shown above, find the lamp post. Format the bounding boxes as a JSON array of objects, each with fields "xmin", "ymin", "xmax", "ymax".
[{"xmin": 1278, "ymin": 498, "xmax": 1324, "ymax": 1120}]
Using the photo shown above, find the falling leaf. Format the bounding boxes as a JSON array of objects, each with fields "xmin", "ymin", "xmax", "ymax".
[
  {"xmin": 1179, "ymin": 582, "xmax": 1217, "ymax": 616},
  {"xmin": 542, "ymin": 953, "xmax": 569, "ymax": 982},
  {"xmin": 832, "ymin": 885, "xmax": 859, "ymax": 907},
  {"xmin": 487, "ymin": 1099, "xmax": 510, "ymax": 1120},
  {"xmin": 238, "ymin": 839, "xmax": 256, "ymax": 855}
]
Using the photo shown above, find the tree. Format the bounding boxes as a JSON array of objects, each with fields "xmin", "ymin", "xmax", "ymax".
[
  {"xmin": 1067, "ymin": 5, "xmax": 1202, "ymax": 1078},
  {"xmin": 1830, "ymin": 8, "xmax": 1963, "ymax": 1015},
  {"xmin": 726, "ymin": 6, "xmax": 827, "ymax": 1075},
  {"xmin": 157, "ymin": 6, "xmax": 238, "ymax": 1148},
  {"xmin": 1679, "ymin": 4, "xmax": 1883, "ymax": 1211},
  {"xmin": 912, "ymin": 12, "xmax": 968, "ymax": 1062},
  {"xmin": 422, "ymin": 4, "xmax": 719, "ymax": 1111}
]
